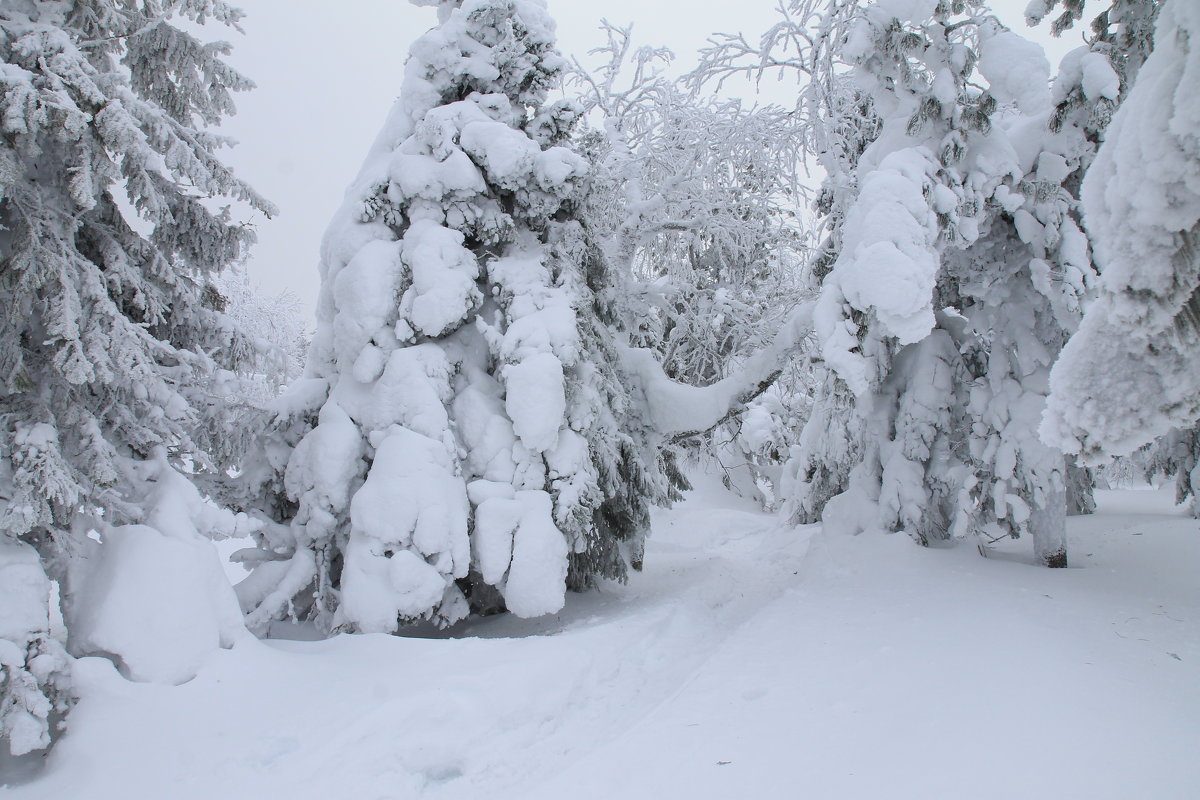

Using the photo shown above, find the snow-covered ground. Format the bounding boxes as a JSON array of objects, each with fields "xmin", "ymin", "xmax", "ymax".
[{"xmin": 3, "ymin": 474, "xmax": 1197, "ymax": 799}]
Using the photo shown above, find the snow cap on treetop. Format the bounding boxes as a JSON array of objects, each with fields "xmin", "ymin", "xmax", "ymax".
[
  {"xmin": 976, "ymin": 18, "xmax": 1052, "ymax": 113},
  {"xmin": 410, "ymin": 0, "xmax": 459, "ymax": 23},
  {"xmin": 400, "ymin": 0, "xmax": 565, "ymax": 132},
  {"xmin": 409, "ymin": 0, "xmax": 557, "ymax": 33}
]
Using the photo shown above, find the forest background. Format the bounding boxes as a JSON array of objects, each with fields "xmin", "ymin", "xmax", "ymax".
[{"xmin": 223, "ymin": 0, "xmax": 1075, "ymax": 315}]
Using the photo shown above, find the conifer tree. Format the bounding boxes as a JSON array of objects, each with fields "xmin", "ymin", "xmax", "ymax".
[
  {"xmin": 1029, "ymin": 1, "xmax": 1200, "ymax": 499},
  {"xmin": 0, "ymin": 0, "xmax": 271, "ymax": 755},
  {"xmin": 236, "ymin": 0, "xmax": 679, "ymax": 634},
  {"xmin": 703, "ymin": 0, "xmax": 1100, "ymax": 565},
  {"xmin": 816, "ymin": 2, "xmax": 1098, "ymax": 566},
  {"xmin": 1042, "ymin": 0, "xmax": 1200, "ymax": 462}
]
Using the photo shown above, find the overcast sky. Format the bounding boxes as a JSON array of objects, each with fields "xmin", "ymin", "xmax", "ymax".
[{"xmin": 217, "ymin": 0, "xmax": 1086, "ymax": 321}]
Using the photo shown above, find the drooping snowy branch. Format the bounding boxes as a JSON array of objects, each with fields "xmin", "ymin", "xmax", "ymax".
[
  {"xmin": 622, "ymin": 300, "xmax": 817, "ymax": 440},
  {"xmin": 1042, "ymin": 0, "xmax": 1200, "ymax": 462}
]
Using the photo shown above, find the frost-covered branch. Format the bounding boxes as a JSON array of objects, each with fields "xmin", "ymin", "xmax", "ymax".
[
  {"xmin": 622, "ymin": 300, "xmax": 816, "ymax": 439},
  {"xmin": 570, "ymin": 21, "xmax": 810, "ymax": 407}
]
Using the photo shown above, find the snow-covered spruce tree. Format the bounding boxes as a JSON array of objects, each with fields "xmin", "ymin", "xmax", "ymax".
[
  {"xmin": 1012, "ymin": 2, "xmax": 1166, "ymax": 515},
  {"xmin": 236, "ymin": 0, "xmax": 681, "ymax": 634},
  {"xmin": 1021, "ymin": 1, "xmax": 1162, "ymax": 256},
  {"xmin": 1041, "ymin": 0, "xmax": 1200, "ymax": 463},
  {"xmin": 828, "ymin": 3, "xmax": 1100, "ymax": 566},
  {"xmin": 1137, "ymin": 427, "xmax": 1200, "ymax": 515},
  {"xmin": 704, "ymin": 0, "xmax": 1099, "ymax": 565},
  {"xmin": 0, "ymin": 1, "xmax": 271, "ymax": 755},
  {"xmin": 1028, "ymin": 0, "xmax": 1200, "ymax": 506}
]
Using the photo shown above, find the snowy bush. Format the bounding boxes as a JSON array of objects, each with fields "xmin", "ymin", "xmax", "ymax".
[
  {"xmin": 65, "ymin": 452, "xmax": 252, "ymax": 685},
  {"xmin": 214, "ymin": 269, "xmax": 310, "ymax": 408},
  {"xmin": 578, "ymin": 24, "xmax": 808, "ymax": 380},
  {"xmin": 0, "ymin": 541, "xmax": 71, "ymax": 757}
]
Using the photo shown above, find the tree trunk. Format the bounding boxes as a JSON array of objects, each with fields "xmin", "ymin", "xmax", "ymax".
[{"xmin": 1030, "ymin": 472, "xmax": 1068, "ymax": 568}]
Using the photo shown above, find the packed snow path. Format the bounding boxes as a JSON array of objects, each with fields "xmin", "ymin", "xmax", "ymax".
[{"xmin": 3, "ymin": 477, "xmax": 1197, "ymax": 798}]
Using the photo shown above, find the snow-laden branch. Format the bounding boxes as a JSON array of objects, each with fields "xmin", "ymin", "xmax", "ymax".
[{"xmin": 621, "ymin": 300, "xmax": 815, "ymax": 440}]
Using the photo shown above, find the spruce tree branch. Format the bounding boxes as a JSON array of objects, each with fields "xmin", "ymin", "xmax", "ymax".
[{"xmin": 77, "ymin": 19, "xmax": 161, "ymax": 48}]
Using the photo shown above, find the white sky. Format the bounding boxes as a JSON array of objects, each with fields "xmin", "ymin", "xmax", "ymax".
[{"xmin": 217, "ymin": 0, "xmax": 1087, "ymax": 320}]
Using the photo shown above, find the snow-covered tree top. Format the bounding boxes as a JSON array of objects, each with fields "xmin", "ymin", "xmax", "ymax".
[{"xmin": 394, "ymin": 0, "xmax": 565, "ymax": 134}]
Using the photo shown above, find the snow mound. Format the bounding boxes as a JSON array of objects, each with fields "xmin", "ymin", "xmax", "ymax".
[
  {"xmin": 977, "ymin": 22, "xmax": 1051, "ymax": 113},
  {"xmin": 0, "ymin": 541, "xmax": 69, "ymax": 756},
  {"xmin": 67, "ymin": 458, "xmax": 248, "ymax": 685}
]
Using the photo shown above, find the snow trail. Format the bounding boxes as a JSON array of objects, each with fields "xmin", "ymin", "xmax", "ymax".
[
  {"xmin": 2, "ymin": 471, "xmax": 813, "ymax": 799},
  {"xmin": 3, "ymin": 481, "xmax": 1196, "ymax": 799},
  {"xmin": 519, "ymin": 486, "xmax": 1200, "ymax": 800}
]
